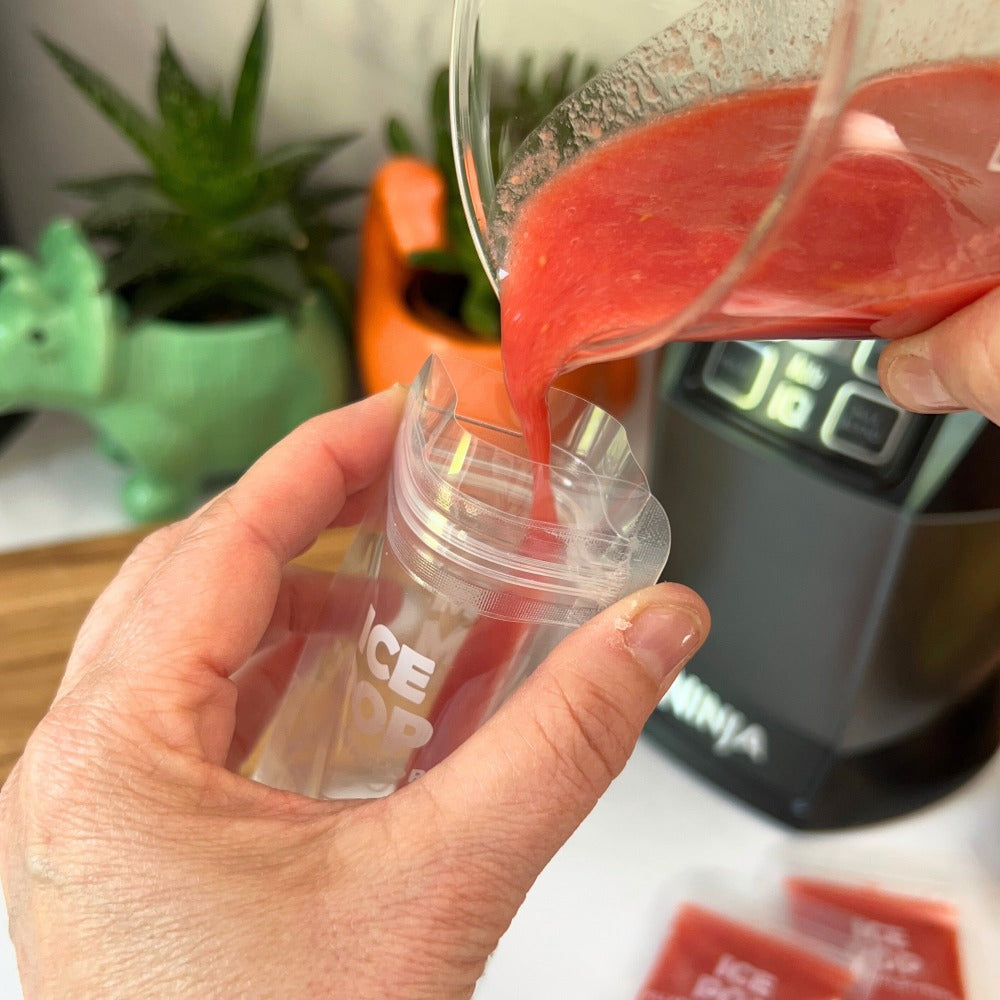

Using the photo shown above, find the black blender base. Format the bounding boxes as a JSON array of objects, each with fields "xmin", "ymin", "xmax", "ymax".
[{"xmin": 644, "ymin": 672, "xmax": 1000, "ymax": 830}]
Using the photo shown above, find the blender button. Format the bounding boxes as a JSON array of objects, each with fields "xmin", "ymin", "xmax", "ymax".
[
  {"xmin": 766, "ymin": 381, "xmax": 816, "ymax": 431},
  {"xmin": 852, "ymin": 340, "xmax": 887, "ymax": 383},
  {"xmin": 821, "ymin": 382, "xmax": 910, "ymax": 464},
  {"xmin": 702, "ymin": 341, "xmax": 778, "ymax": 410}
]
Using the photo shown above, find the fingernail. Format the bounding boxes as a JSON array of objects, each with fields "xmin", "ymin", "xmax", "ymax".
[
  {"xmin": 884, "ymin": 355, "xmax": 960, "ymax": 411},
  {"xmin": 625, "ymin": 603, "xmax": 706, "ymax": 690},
  {"xmin": 374, "ymin": 382, "xmax": 407, "ymax": 397}
]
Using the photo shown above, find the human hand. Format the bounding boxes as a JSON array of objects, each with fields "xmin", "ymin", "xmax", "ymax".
[
  {"xmin": 0, "ymin": 387, "xmax": 708, "ymax": 1000},
  {"xmin": 879, "ymin": 286, "xmax": 1000, "ymax": 425}
]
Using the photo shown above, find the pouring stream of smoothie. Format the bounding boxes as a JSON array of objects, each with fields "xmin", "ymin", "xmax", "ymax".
[{"xmin": 404, "ymin": 60, "xmax": 1000, "ymax": 783}]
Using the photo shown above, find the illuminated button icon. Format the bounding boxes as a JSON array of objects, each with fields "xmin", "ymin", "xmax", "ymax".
[
  {"xmin": 852, "ymin": 340, "xmax": 887, "ymax": 383},
  {"xmin": 785, "ymin": 351, "xmax": 829, "ymax": 390},
  {"xmin": 766, "ymin": 381, "xmax": 816, "ymax": 431},
  {"xmin": 821, "ymin": 382, "xmax": 910, "ymax": 464},
  {"xmin": 703, "ymin": 342, "xmax": 778, "ymax": 410}
]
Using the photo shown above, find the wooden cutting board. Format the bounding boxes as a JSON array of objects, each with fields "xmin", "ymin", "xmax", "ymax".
[{"xmin": 0, "ymin": 526, "xmax": 352, "ymax": 785}]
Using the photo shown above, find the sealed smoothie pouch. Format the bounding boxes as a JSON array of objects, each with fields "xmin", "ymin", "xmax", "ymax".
[
  {"xmin": 252, "ymin": 354, "xmax": 670, "ymax": 799},
  {"xmin": 636, "ymin": 902, "xmax": 865, "ymax": 1000},
  {"xmin": 777, "ymin": 848, "xmax": 993, "ymax": 1000},
  {"xmin": 787, "ymin": 881, "xmax": 967, "ymax": 1000}
]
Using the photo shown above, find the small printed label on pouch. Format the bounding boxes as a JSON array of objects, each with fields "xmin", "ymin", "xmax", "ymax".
[
  {"xmin": 850, "ymin": 917, "xmax": 926, "ymax": 980},
  {"xmin": 643, "ymin": 952, "xmax": 780, "ymax": 999},
  {"xmin": 658, "ymin": 671, "xmax": 769, "ymax": 765},
  {"xmin": 692, "ymin": 954, "xmax": 779, "ymax": 998},
  {"xmin": 350, "ymin": 605, "xmax": 437, "ymax": 753}
]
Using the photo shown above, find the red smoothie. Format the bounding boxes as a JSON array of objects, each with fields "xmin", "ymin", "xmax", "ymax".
[
  {"xmin": 786, "ymin": 878, "xmax": 967, "ymax": 1000},
  {"xmin": 400, "ymin": 613, "xmax": 531, "ymax": 785},
  {"xmin": 638, "ymin": 903, "xmax": 856, "ymax": 1000},
  {"xmin": 500, "ymin": 62, "xmax": 1000, "ymax": 464}
]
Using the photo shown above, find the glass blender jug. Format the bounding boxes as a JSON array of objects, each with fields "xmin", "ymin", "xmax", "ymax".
[{"xmin": 451, "ymin": 0, "xmax": 1000, "ymax": 370}]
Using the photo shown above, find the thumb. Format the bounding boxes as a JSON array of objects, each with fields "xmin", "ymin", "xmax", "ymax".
[
  {"xmin": 879, "ymin": 287, "xmax": 1000, "ymax": 425},
  {"xmin": 414, "ymin": 583, "xmax": 708, "ymax": 887}
]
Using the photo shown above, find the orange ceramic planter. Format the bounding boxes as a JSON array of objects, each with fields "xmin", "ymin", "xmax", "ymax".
[{"xmin": 355, "ymin": 158, "xmax": 637, "ymax": 417}]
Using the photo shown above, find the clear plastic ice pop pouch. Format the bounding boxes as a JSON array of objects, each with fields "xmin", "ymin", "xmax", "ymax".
[{"xmin": 252, "ymin": 354, "xmax": 670, "ymax": 800}]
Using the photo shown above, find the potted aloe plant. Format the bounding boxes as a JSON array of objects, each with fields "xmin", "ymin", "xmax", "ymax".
[
  {"xmin": 0, "ymin": 2, "xmax": 357, "ymax": 521},
  {"xmin": 355, "ymin": 58, "xmax": 637, "ymax": 416}
]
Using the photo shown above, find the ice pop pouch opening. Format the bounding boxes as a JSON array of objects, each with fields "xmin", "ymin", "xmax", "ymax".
[{"xmin": 252, "ymin": 354, "xmax": 670, "ymax": 800}]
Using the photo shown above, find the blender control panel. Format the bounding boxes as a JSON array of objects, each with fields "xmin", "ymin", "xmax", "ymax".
[{"xmin": 679, "ymin": 339, "xmax": 934, "ymax": 489}]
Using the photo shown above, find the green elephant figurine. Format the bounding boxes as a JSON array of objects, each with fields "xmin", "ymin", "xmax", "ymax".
[{"xmin": 0, "ymin": 220, "xmax": 354, "ymax": 520}]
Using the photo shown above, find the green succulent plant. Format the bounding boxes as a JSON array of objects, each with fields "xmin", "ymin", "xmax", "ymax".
[
  {"xmin": 387, "ymin": 53, "xmax": 597, "ymax": 341},
  {"xmin": 39, "ymin": 1, "xmax": 359, "ymax": 327}
]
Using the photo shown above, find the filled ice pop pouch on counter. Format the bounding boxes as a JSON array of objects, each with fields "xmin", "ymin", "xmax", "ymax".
[
  {"xmin": 637, "ymin": 902, "xmax": 862, "ymax": 1000},
  {"xmin": 787, "ymin": 878, "xmax": 967, "ymax": 1000},
  {"xmin": 779, "ymin": 847, "xmax": 994, "ymax": 1000}
]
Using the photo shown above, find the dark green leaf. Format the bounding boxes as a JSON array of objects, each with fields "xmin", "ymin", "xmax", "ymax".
[
  {"xmin": 408, "ymin": 248, "xmax": 465, "ymax": 274},
  {"xmin": 124, "ymin": 273, "xmax": 223, "ymax": 322},
  {"xmin": 153, "ymin": 164, "xmax": 255, "ymax": 219},
  {"xmin": 554, "ymin": 52, "xmax": 574, "ymax": 99},
  {"xmin": 157, "ymin": 36, "xmax": 203, "ymax": 120},
  {"xmin": 541, "ymin": 54, "xmax": 568, "ymax": 111},
  {"xmin": 259, "ymin": 134, "xmax": 360, "ymax": 174},
  {"xmin": 385, "ymin": 117, "xmax": 416, "ymax": 156},
  {"xmin": 516, "ymin": 53, "xmax": 534, "ymax": 109},
  {"xmin": 302, "ymin": 259, "xmax": 354, "ymax": 331},
  {"xmin": 82, "ymin": 216, "xmax": 165, "ymax": 242},
  {"xmin": 250, "ymin": 134, "xmax": 359, "ymax": 205},
  {"xmin": 300, "ymin": 221, "xmax": 354, "ymax": 248},
  {"xmin": 78, "ymin": 184, "xmax": 180, "ymax": 236},
  {"xmin": 218, "ymin": 250, "xmax": 306, "ymax": 302},
  {"xmin": 144, "ymin": 217, "xmax": 277, "ymax": 265},
  {"xmin": 227, "ymin": 203, "xmax": 306, "ymax": 249},
  {"xmin": 461, "ymin": 272, "xmax": 500, "ymax": 339},
  {"xmin": 38, "ymin": 34, "xmax": 163, "ymax": 165},
  {"xmin": 104, "ymin": 233, "xmax": 189, "ymax": 290},
  {"xmin": 59, "ymin": 173, "xmax": 157, "ymax": 201},
  {"xmin": 494, "ymin": 122, "xmax": 517, "ymax": 176},
  {"xmin": 461, "ymin": 256, "xmax": 500, "ymax": 341},
  {"xmin": 431, "ymin": 68, "xmax": 454, "ymax": 186},
  {"xmin": 294, "ymin": 183, "xmax": 365, "ymax": 212},
  {"xmin": 156, "ymin": 35, "xmax": 228, "ymax": 153},
  {"xmin": 208, "ymin": 281, "xmax": 290, "ymax": 316},
  {"xmin": 230, "ymin": 1, "xmax": 269, "ymax": 158},
  {"xmin": 119, "ymin": 207, "xmax": 308, "ymax": 265}
]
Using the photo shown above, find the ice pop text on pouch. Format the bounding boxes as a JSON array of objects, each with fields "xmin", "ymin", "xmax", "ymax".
[
  {"xmin": 350, "ymin": 605, "xmax": 437, "ymax": 753},
  {"xmin": 645, "ymin": 954, "xmax": 781, "ymax": 1000},
  {"xmin": 692, "ymin": 953, "xmax": 778, "ymax": 999}
]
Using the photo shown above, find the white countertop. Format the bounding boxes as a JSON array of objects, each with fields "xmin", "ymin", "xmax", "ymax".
[
  {"xmin": 2, "ymin": 412, "xmax": 998, "ymax": 998},
  {"xmin": 0, "ymin": 411, "xmax": 133, "ymax": 552}
]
